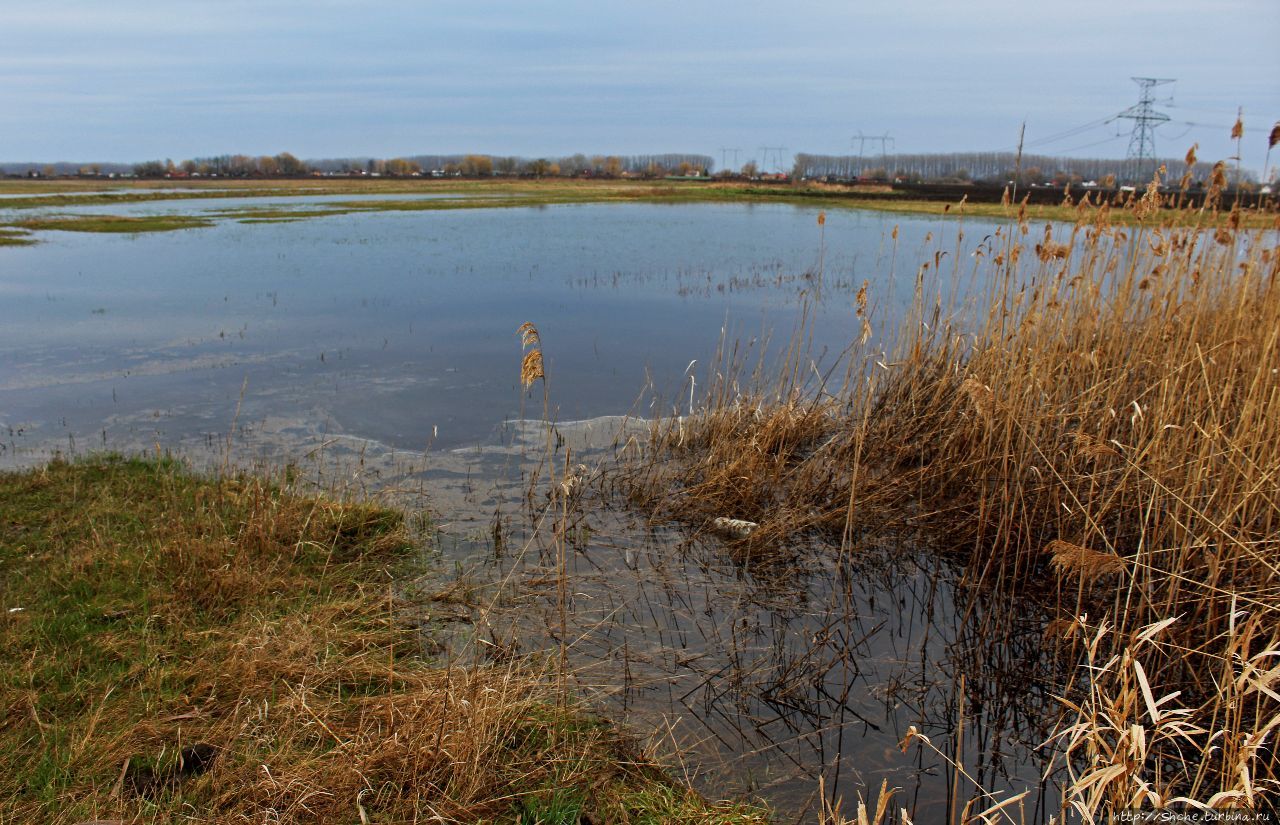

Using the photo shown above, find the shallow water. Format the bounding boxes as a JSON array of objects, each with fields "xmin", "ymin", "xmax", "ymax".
[
  {"xmin": 1, "ymin": 199, "xmax": 998, "ymax": 458},
  {"xmin": 0, "ymin": 186, "xmax": 231, "ymax": 199},
  {"xmin": 0, "ymin": 197, "xmax": 1061, "ymax": 819},
  {"xmin": 0, "ymin": 190, "xmax": 489, "ymax": 217}
]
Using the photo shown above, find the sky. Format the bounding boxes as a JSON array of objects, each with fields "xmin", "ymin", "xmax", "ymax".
[{"xmin": 3, "ymin": 0, "xmax": 1278, "ymax": 173}]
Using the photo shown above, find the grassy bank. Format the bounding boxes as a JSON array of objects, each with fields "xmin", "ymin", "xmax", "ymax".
[
  {"xmin": 621, "ymin": 189, "xmax": 1280, "ymax": 816},
  {"xmin": 0, "ymin": 228, "xmax": 35, "ymax": 246},
  {"xmin": 0, "ymin": 456, "xmax": 767, "ymax": 824},
  {"xmin": 2, "ymin": 178, "xmax": 1273, "ymax": 243},
  {"xmin": 13, "ymin": 215, "xmax": 214, "ymax": 234}
]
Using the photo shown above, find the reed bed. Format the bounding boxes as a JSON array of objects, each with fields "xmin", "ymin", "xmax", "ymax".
[{"xmin": 618, "ymin": 179, "xmax": 1280, "ymax": 816}]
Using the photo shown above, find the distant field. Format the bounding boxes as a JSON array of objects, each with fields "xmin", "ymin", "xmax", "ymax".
[{"xmin": 2, "ymin": 177, "xmax": 1274, "ymax": 240}]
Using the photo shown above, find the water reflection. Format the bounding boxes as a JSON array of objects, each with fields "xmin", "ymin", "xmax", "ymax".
[
  {"xmin": 0, "ymin": 198, "xmax": 1063, "ymax": 820},
  {"xmin": 453, "ymin": 450, "xmax": 1061, "ymax": 820},
  {"xmin": 1, "ymin": 201, "xmax": 995, "ymax": 461}
]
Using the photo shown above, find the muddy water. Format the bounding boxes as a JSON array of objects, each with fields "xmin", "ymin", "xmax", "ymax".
[
  {"xmin": 419, "ymin": 420, "xmax": 1061, "ymax": 822},
  {"xmin": 0, "ymin": 197, "xmax": 1062, "ymax": 820}
]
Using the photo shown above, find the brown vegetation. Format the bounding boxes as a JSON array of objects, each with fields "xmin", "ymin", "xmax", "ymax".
[
  {"xmin": 617, "ymin": 182, "xmax": 1280, "ymax": 815},
  {"xmin": 0, "ymin": 457, "xmax": 766, "ymax": 823}
]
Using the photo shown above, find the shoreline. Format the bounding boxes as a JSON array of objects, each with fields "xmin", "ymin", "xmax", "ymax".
[
  {"xmin": 0, "ymin": 454, "xmax": 770, "ymax": 823},
  {"xmin": 2, "ymin": 178, "xmax": 1273, "ymax": 246}
]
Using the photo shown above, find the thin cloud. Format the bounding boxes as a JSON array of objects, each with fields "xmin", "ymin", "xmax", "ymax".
[{"xmin": 0, "ymin": 0, "xmax": 1275, "ymax": 164}]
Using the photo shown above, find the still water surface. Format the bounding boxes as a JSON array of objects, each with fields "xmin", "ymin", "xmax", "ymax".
[
  {"xmin": 0, "ymin": 197, "xmax": 1058, "ymax": 820},
  {"xmin": 0, "ymin": 198, "xmax": 985, "ymax": 455}
]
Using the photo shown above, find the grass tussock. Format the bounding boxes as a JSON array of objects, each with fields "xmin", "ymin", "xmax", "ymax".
[
  {"xmin": 0, "ymin": 456, "xmax": 766, "ymax": 824},
  {"xmin": 621, "ymin": 185, "xmax": 1280, "ymax": 814}
]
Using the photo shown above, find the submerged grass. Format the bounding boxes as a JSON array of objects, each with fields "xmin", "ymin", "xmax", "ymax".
[
  {"xmin": 14, "ymin": 214, "xmax": 214, "ymax": 234},
  {"xmin": 619, "ymin": 182, "xmax": 1280, "ymax": 816},
  {"xmin": 0, "ymin": 456, "xmax": 768, "ymax": 823}
]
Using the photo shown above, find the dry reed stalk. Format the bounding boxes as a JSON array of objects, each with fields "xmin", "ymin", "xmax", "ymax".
[
  {"xmin": 614, "ymin": 183, "xmax": 1280, "ymax": 811},
  {"xmin": 1050, "ymin": 615, "xmax": 1279, "ymax": 819},
  {"xmin": 516, "ymin": 321, "xmax": 571, "ymax": 706},
  {"xmin": 818, "ymin": 776, "xmax": 907, "ymax": 825},
  {"xmin": 1264, "ymin": 123, "xmax": 1280, "ymax": 197},
  {"xmin": 897, "ymin": 725, "xmax": 1029, "ymax": 824}
]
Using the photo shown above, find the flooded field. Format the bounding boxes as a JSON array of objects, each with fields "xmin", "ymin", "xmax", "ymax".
[
  {"xmin": 0, "ymin": 196, "xmax": 1056, "ymax": 819},
  {"xmin": 0, "ymin": 197, "xmax": 986, "ymax": 457}
]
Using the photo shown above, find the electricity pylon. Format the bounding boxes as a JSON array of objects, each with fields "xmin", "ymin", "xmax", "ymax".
[{"xmin": 1118, "ymin": 77, "xmax": 1174, "ymax": 182}]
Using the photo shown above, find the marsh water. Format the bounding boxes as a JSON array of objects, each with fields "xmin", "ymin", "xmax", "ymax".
[{"xmin": 0, "ymin": 195, "xmax": 1061, "ymax": 820}]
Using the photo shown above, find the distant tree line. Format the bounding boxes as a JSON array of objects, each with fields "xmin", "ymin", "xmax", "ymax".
[
  {"xmin": 6, "ymin": 151, "xmax": 1264, "ymax": 186},
  {"xmin": 132, "ymin": 153, "xmax": 310, "ymax": 178},
  {"xmin": 309, "ymin": 153, "xmax": 714, "ymax": 178},
  {"xmin": 115, "ymin": 152, "xmax": 715, "ymax": 179},
  {"xmin": 5, "ymin": 153, "xmax": 714, "ymax": 180},
  {"xmin": 792, "ymin": 151, "xmax": 1253, "ymax": 186},
  {"xmin": 0, "ymin": 161, "xmax": 132, "ymax": 177}
]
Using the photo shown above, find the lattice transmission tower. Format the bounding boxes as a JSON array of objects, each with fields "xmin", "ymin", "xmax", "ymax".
[
  {"xmin": 1118, "ymin": 77, "xmax": 1174, "ymax": 182},
  {"xmin": 851, "ymin": 131, "xmax": 894, "ymax": 178}
]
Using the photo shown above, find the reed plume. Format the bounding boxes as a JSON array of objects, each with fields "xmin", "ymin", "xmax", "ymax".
[
  {"xmin": 1047, "ymin": 539, "xmax": 1126, "ymax": 583},
  {"xmin": 518, "ymin": 320, "xmax": 540, "ymax": 349},
  {"xmin": 1264, "ymin": 123, "xmax": 1280, "ymax": 193},
  {"xmin": 520, "ymin": 349, "xmax": 544, "ymax": 389}
]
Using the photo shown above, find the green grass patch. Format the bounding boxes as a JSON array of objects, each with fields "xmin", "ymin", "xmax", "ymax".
[
  {"xmin": 13, "ymin": 214, "xmax": 214, "ymax": 234},
  {"xmin": 212, "ymin": 207, "xmax": 345, "ymax": 221},
  {"xmin": 0, "ymin": 456, "xmax": 768, "ymax": 823},
  {"xmin": 0, "ymin": 228, "xmax": 36, "ymax": 246},
  {"xmin": 0, "ymin": 192, "xmax": 223, "ymax": 210},
  {"xmin": 3, "ymin": 179, "xmax": 1271, "ymax": 239}
]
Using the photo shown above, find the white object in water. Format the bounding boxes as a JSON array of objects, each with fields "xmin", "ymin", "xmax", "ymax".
[{"xmin": 711, "ymin": 517, "xmax": 758, "ymax": 539}]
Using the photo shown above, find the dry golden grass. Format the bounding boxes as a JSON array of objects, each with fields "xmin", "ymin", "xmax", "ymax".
[
  {"xmin": 1050, "ymin": 615, "xmax": 1279, "ymax": 820},
  {"xmin": 0, "ymin": 457, "xmax": 767, "ymax": 824},
  {"xmin": 619, "ymin": 178, "xmax": 1280, "ymax": 814},
  {"xmin": 817, "ymin": 778, "xmax": 908, "ymax": 825}
]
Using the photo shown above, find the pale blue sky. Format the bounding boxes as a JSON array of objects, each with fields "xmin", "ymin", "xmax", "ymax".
[{"xmin": 3, "ymin": 0, "xmax": 1277, "ymax": 171}]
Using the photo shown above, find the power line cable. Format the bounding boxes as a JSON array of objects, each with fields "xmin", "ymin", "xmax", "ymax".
[
  {"xmin": 1166, "ymin": 103, "xmax": 1241, "ymax": 116},
  {"xmin": 1056, "ymin": 134, "xmax": 1127, "ymax": 154},
  {"xmin": 1176, "ymin": 120, "xmax": 1230, "ymax": 131},
  {"xmin": 998, "ymin": 113, "xmax": 1127, "ymax": 153},
  {"xmin": 1023, "ymin": 116, "xmax": 1119, "ymax": 148}
]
